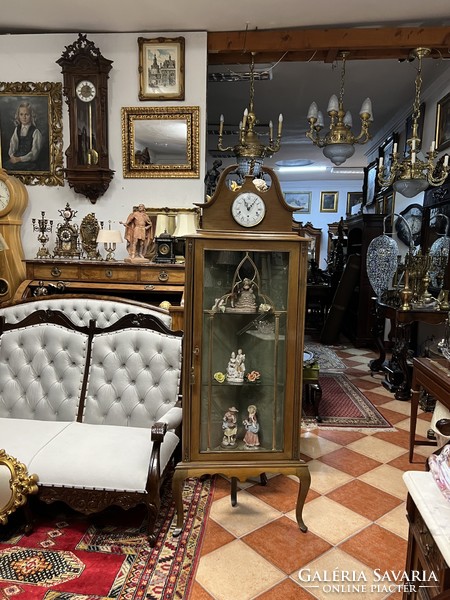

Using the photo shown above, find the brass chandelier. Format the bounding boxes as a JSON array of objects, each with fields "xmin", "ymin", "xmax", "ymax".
[
  {"xmin": 378, "ymin": 47, "xmax": 450, "ymax": 198},
  {"xmin": 306, "ymin": 52, "xmax": 373, "ymax": 166},
  {"xmin": 217, "ymin": 53, "xmax": 282, "ymax": 177}
]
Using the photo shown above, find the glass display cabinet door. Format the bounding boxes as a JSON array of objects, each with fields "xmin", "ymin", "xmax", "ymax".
[
  {"xmin": 198, "ymin": 248, "xmax": 291, "ymax": 458},
  {"xmin": 173, "ymin": 236, "xmax": 310, "ymax": 537}
]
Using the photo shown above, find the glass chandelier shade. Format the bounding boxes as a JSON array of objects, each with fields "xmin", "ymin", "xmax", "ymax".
[
  {"xmin": 217, "ymin": 53, "xmax": 282, "ymax": 177},
  {"xmin": 366, "ymin": 214, "xmax": 412, "ymax": 298},
  {"xmin": 306, "ymin": 53, "xmax": 373, "ymax": 166},
  {"xmin": 378, "ymin": 48, "xmax": 450, "ymax": 198},
  {"xmin": 429, "ymin": 214, "xmax": 450, "ymax": 287}
]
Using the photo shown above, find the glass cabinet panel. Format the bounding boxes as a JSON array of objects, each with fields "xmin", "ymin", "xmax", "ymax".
[{"xmin": 199, "ymin": 248, "xmax": 290, "ymax": 454}]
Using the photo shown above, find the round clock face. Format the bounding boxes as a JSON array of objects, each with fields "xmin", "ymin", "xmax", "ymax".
[
  {"xmin": 76, "ymin": 80, "xmax": 97, "ymax": 102},
  {"xmin": 0, "ymin": 180, "xmax": 11, "ymax": 212},
  {"xmin": 396, "ymin": 204, "xmax": 423, "ymax": 247},
  {"xmin": 231, "ymin": 192, "xmax": 266, "ymax": 228},
  {"xmin": 159, "ymin": 243, "xmax": 171, "ymax": 255}
]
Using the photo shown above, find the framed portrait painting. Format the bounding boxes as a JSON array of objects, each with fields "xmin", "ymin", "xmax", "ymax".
[
  {"xmin": 320, "ymin": 191, "xmax": 338, "ymax": 212},
  {"xmin": 138, "ymin": 37, "xmax": 185, "ymax": 101},
  {"xmin": 284, "ymin": 191, "xmax": 311, "ymax": 215},
  {"xmin": 435, "ymin": 92, "xmax": 450, "ymax": 152},
  {"xmin": 0, "ymin": 81, "xmax": 63, "ymax": 186}
]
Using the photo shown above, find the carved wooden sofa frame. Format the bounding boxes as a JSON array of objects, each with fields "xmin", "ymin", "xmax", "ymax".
[{"xmin": 0, "ymin": 307, "xmax": 183, "ymax": 545}]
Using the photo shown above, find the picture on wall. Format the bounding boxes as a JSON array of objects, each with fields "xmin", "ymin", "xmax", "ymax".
[
  {"xmin": 363, "ymin": 160, "xmax": 379, "ymax": 206},
  {"xmin": 435, "ymin": 92, "xmax": 450, "ymax": 152},
  {"xmin": 0, "ymin": 81, "xmax": 63, "ymax": 186},
  {"xmin": 347, "ymin": 192, "xmax": 363, "ymax": 216},
  {"xmin": 320, "ymin": 191, "xmax": 338, "ymax": 212},
  {"xmin": 138, "ymin": 37, "xmax": 185, "ymax": 101},
  {"xmin": 284, "ymin": 191, "xmax": 311, "ymax": 215}
]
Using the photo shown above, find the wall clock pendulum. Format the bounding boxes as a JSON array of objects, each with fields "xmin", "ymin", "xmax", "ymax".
[
  {"xmin": 0, "ymin": 168, "xmax": 28, "ymax": 304},
  {"xmin": 57, "ymin": 34, "xmax": 114, "ymax": 203}
]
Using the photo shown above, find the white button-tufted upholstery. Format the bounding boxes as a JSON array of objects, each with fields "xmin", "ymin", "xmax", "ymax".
[
  {"xmin": 0, "ymin": 324, "xmax": 88, "ymax": 421},
  {"xmin": 0, "ymin": 297, "xmax": 172, "ymax": 329},
  {"xmin": 28, "ymin": 422, "xmax": 179, "ymax": 490},
  {"xmin": 83, "ymin": 328, "xmax": 182, "ymax": 429},
  {"xmin": 0, "ymin": 303, "xmax": 183, "ymax": 543}
]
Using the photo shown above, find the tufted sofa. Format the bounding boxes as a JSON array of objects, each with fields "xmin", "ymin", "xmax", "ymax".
[{"xmin": 0, "ymin": 296, "xmax": 182, "ymax": 545}]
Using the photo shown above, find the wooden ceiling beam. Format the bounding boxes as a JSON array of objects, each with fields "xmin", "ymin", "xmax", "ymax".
[{"xmin": 207, "ymin": 26, "xmax": 450, "ymax": 64}]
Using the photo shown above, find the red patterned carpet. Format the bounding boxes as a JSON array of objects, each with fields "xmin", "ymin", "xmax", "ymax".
[
  {"xmin": 0, "ymin": 477, "xmax": 214, "ymax": 600},
  {"xmin": 304, "ymin": 373, "xmax": 393, "ymax": 428}
]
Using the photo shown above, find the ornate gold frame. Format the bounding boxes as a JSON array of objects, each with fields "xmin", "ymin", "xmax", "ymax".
[
  {"xmin": 121, "ymin": 106, "xmax": 200, "ymax": 179},
  {"xmin": 0, "ymin": 449, "xmax": 38, "ymax": 525},
  {"xmin": 0, "ymin": 81, "xmax": 64, "ymax": 186}
]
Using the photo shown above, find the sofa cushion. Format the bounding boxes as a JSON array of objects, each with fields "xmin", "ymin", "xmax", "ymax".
[
  {"xmin": 28, "ymin": 422, "xmax": 179, "ymax": 492},
  {"xmin": 0, "ymin": 323, "xmax": 88, "ymax": 421},
  {"xmin": 0, "ymin": 297, "xmax": 172, "ymax": 329},
  {"xmin": 83, "ymin": 327, "xmax": 182, "ymax": 428},
  {"xmin": 0, "ymin": 418, "xmax": 71, "ymax": 466}
]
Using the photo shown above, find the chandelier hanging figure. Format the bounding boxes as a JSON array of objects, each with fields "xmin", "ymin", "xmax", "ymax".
[
  {"xmin": 306, "ymin": 52, "xmax": 373, "ymax": 166},
  {"xmin": 217, "ymin": 53, "xmax": 282, "ymax": 178},
  {"xmin": 378, "ymin": 48, "xmax": 450, "ymax": 198}
]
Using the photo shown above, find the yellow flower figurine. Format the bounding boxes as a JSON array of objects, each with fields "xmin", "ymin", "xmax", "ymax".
[{"xmin": 214, "ymin": 372, "xmax": 225, "ymax": 383}]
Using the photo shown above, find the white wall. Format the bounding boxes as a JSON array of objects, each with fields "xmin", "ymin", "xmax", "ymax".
[
  {"xmin": 0, "ymin": 32, "xmax": 207, "ymax": 261},
  {"xmin": 281, "ymin": 179, "xmax": 361, "ymax": 269}
]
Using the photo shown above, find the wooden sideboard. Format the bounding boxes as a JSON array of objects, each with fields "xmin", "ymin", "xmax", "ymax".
[
  {"xmin": 14, "ymin": 259, "xmax": 185, "ymax": 330},
  {"xmin": 403, "ymin": 471, "xmax": 450, "ymax": 599}
]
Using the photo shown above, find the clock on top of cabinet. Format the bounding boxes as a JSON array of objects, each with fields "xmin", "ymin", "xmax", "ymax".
[
  {"xmin": 199, "ymin": 166, "xmax": 294, "ymax": 233},
  {"xmin": 172, "ymin": 165, "xmax": 311, "ymax": 538},
  {"xmin": 0, "ymin": 168, "xmax": 28, "ymax": 304},
  {"xmin": 57, "ymin": 34, "xmax": 114, "ymax": 203}
]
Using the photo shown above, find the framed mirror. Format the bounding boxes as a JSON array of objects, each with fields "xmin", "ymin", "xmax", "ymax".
[
  {"xmin": 0, "ymin": 449, "xmax": 38, "ymax": 526},
  {"xmin": 121, "ymin": 106, "xmax": 200, "ymax": 178}
]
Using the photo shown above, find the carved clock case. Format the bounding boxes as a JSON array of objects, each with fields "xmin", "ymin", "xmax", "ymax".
[
  {"xmin": 172, "ymin": 165, "xmax": 311, "ymax": 535},
  {"xmin": 57, "ymin": 34, "xmax": 114, "ymax": 202},
  {"xmin": 0, "ymin": 168, "xmax": 28, "ymax": 304}
]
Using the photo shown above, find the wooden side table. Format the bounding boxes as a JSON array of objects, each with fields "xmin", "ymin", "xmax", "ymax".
[{"xmin": 409, "ymin": 357, "xmax": 450, "ymax": 461}]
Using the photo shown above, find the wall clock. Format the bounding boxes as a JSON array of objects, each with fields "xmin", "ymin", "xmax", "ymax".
[
  {"xmin": 395, "ymin": 203, "xmax": 423, "ymax": 247},
  {"xmin": 57, "ymin": 34, "xmax": 114, "ymax": 203},
  {"xmin": 231, "ymin": 192, "xmax": 266, "ymax": 227},
  {"xmin": 0, "ymin": 168, "xmax": 28, "ymax": 304}
]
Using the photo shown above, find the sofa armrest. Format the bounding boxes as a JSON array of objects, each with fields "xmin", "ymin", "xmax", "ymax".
[
  {"xmin": 156, "ymin": 406, "xmax": 182, "ymax": 431},
  {"xmin": 151, "ymin": 421, "xmax": 168, "ymax": 443}
]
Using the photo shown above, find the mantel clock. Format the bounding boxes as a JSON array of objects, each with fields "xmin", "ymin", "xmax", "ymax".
[
  {"xmin": 57, "ymin": 34, "xmax": 114, "ymax": 203},
  {"xmin": 0, "ymin": 168, "xmax": 28, "ymax": 304},
  {"xmin": 172, "ymin": 165, "xmax": 311, "ymax": 536}
]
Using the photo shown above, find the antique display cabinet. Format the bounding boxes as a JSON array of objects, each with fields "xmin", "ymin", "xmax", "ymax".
[{"xmin": 172, "ymin": 166, "xmax": 310, "ymax": 534}]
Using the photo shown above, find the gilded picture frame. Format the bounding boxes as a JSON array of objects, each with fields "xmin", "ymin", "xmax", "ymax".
[
  {"xmin": 0, "ymin": 81, "xmax": 64, "ymax": 186},
  {"xmin": 320, "ymin": 191, "xmax": 338, "ymax": 212},
  {"xmin": 138, "ymin": 36, "xmax": 185, "ymax": 101},
  {"xmin": 121, "ymin": 106, "xmax": 200, "ymax": 179}
]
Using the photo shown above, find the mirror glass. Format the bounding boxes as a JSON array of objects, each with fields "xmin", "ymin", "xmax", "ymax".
[
  {"xmin": 121, "ymin": 106, "xmax": 200, "ymax": 178},
  {"xmin": 0, "ymin": 463, "xmax": 12, "ymax": 512}
]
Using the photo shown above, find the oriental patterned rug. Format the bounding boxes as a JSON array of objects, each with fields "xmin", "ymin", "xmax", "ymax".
[
  {"xmin": 0, "ymin": 476, "xmax": 214, "ymax": 600},
  {"xmin": 303, "ymin": 373, "xmax": 393, "ymax": 429}
]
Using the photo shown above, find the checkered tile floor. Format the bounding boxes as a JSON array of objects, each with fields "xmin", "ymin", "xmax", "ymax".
[{"xmin": 190, "ymin": 343, "xmax": 435, "ymax": 600}]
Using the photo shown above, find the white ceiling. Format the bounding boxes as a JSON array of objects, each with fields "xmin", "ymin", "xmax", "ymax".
[{"xmin": 2, "ymin": 1, "xmax": 450, "ymax": 181}]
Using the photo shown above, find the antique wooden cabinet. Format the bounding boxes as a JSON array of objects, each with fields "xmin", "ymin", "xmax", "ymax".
[{"xmin": 172, "ymin": 166, "xmax": 310, "ymax": 535}]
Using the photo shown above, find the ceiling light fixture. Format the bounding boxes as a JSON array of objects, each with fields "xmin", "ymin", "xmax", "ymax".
[
  {"xmin": 378, "ymin": 47, "xmax": 449, "ymax": 198},
  {"xmin": 217, "ymin": 53, "xmax": 282, "ymax": 177},
  {"xmin": 276, "ymin": 165, "xmax": 327, "ymax": 173},
  {"xmin": 306, "ymin": 52, "xmax": 373, "ymax": 166}
]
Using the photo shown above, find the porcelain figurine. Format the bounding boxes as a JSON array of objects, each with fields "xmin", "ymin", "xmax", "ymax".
[{"xmin": 243, "ymin": 404, "xmax": 260, "ymax": 449}]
